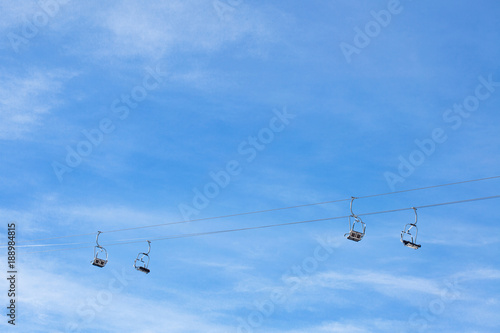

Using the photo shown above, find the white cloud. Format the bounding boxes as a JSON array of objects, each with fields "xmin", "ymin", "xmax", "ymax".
[
  {"xmin": 0, "ymin": 0, "xmax": 38, "ymax": 33},
  {"xmin": 70, "ymin": 1, "xmax": 277, "ymax": 61},
  {"xmin": 0, "ymin": 197, "xmax": 189, "ymax": 253},
  {"xmin": 454, "ymin": 268, "xmax": 500, "ymax": 282},
  {"xmin": 5, "ymin": 258, "xmax": 233, "ymax": 333},
  {"xmin": 424, "ymin": 220, "xmax": 500, "ymax": 247},
  {"xmin": 263, "ymin": 318, "xmax": 406, "ymax": 333},
  {"xmin": 0, "ymin": 69, "xmax": 75, "ymax": 140},
  {"xmin": 309, "ymin": 269, "xmax": 444, "ymax": 298},
  {"xmin": 272, "ymin": 322, "xmax": 371, "ymax": 333}
]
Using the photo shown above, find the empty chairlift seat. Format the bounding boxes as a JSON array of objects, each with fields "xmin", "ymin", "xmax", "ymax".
[
  {"xmin": 401, "ymin": 207, "xmax": 421, "ymax": 250},
  {"xmin": 91, "ymin": 231, "xmax": 108, "ymax": 268},
  {"xmin": 134, "ymin": 240, "xmax": 152, "ymax": 274},
  {"xmin": 345, "ymin": 197, "xmax": 366, "ymax": 242}
]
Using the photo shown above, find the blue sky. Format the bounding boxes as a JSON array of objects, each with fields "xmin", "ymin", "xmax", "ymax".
[{"xmin": 1, "ymin": 0, "xmax": 500, "ymax": 332}]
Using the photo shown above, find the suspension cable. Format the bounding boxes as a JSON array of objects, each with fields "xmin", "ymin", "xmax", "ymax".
[
  {"xmin": 19, "ymin": 194, "xmax": 500, "ymax": 254},
  {"xmin": 10, "ymin": 175, "xmax": 500, "ymax": 245}
]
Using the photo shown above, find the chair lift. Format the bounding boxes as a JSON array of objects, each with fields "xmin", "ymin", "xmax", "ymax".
[
  {"xmin": 134, "ymin": 241, "xmax": 151, "ymax": 274},
  {"xmin": 91, "ymin": 231, "xmax": 108, "ymax": 267},
  {"xmin": 345, "ymin": 197, "xmax": 366, "ymax": 242},
  {"xmin": 401, "ymin": 207, "xmax": 421, "ymax": 249}
]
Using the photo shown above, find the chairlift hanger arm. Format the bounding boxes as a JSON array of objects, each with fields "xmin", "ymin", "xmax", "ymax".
[
  {"xmin": 96, "ymin": 231, "xmax": 103, "ymax": 248},
  {"xmin": 350, "ymin": 197, "xmax": 358, "ymax": 218},
  {"xmin": 134, "ymin": 240, "xmax": 152, "ymax": 273}
]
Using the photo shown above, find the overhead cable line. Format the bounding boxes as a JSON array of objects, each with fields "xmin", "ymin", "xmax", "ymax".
[
  {"xmin": 10, "ymin": 175, "xmax": 500, "ymax": 245},
  {"xmin": 20, "ymin": 194, "xmax": 500, "ymax": 255}
]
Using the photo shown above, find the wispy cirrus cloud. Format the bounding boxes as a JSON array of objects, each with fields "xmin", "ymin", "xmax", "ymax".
[
  {"xmin": 61, "ymin": 0, "xmax": 279, "ymax": 62},
  {"xmin": 265, "ymin": 319, "xmax": 405, "ymax": 333},
  {"xmin": 0, "ymin": 69, "xmax": 76, "ymax": 140},
  {"xmin": 304, "ymin": 269, "xmax": 445, "ymax": 297},
  {"xmin": 4, "ymin": 259, "xmax": 233, "ymax": 333}
]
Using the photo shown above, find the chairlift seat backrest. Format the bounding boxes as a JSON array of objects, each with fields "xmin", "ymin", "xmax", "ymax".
[
  {"xmin": 92, "ymin": 258, "xmax": 107, "ymax": 268},
  {"xmin": 345, "ymin": 214, "xmax": 366, "ymax": 242},
  {"xmin": 401, "ymin": 220, "xmax": 421, "ymax": 250},
  {"xmin": 346, "ymin": 230, "xmax": 364, "ymax": 242}
]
